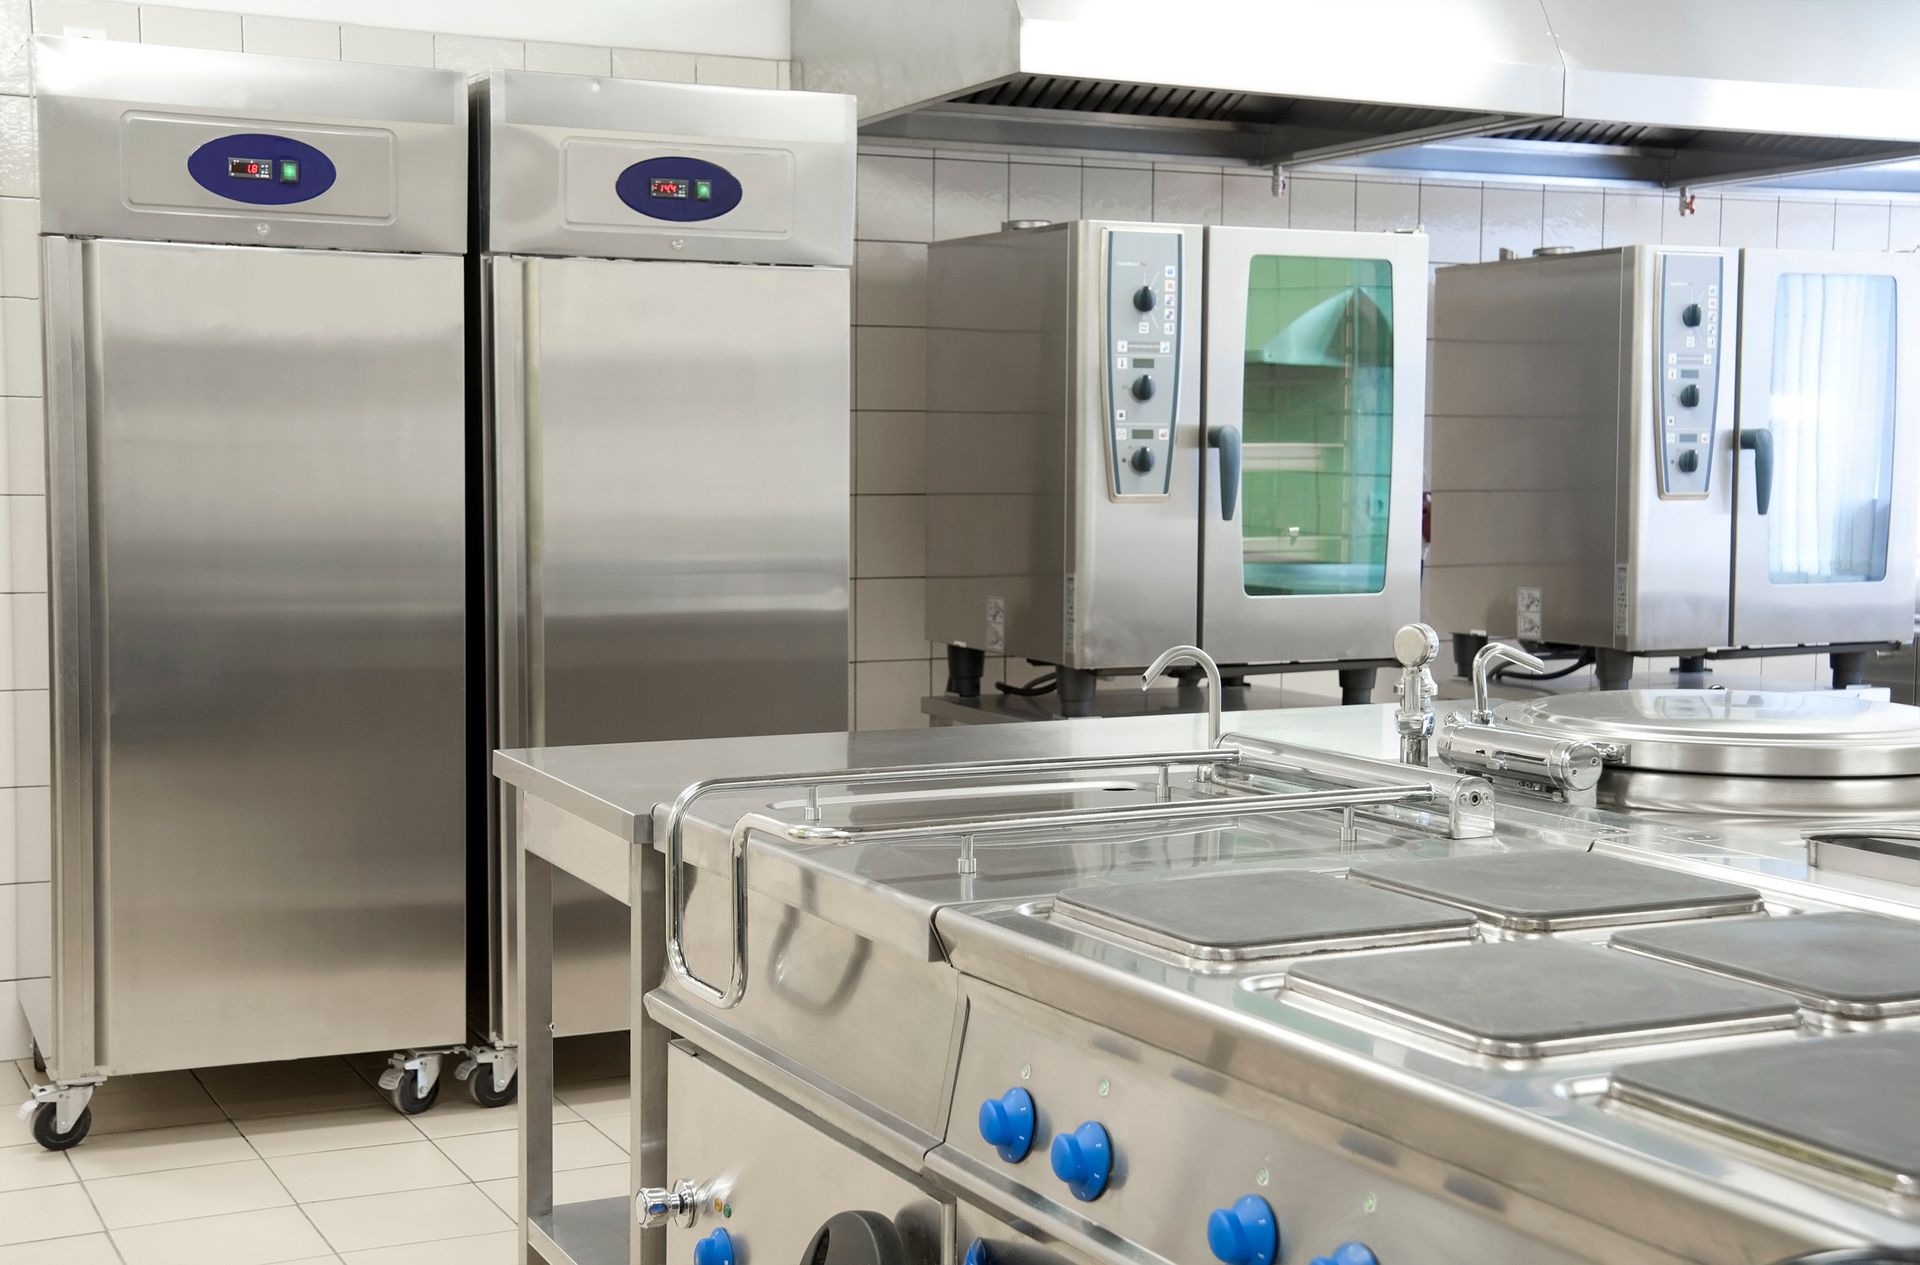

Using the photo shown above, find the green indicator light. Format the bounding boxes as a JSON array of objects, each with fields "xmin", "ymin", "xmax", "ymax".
[
  {"xmin": 694, "ymin": 179, "xmax": 712, "ymax": 200},
  {"xmin": 722, "ymin": 1203, "xmax": 733, "ymax": 1219},
  {"xmin": 278, "ymin": 160, "xmax": 299, "ymax": 184},
  {"xmin": 1362, "ymin": 1192, "xmax": 1378, "ymax": 1214}
]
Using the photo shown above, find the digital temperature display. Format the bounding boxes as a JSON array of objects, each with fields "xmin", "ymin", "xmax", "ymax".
[
  {"xmin": 228, "ymin": 157, "xmax": 300, "ymax": 184},
  {"xmin": 649, "ymin": 177, "xmax": 713, "ymax": 201}
]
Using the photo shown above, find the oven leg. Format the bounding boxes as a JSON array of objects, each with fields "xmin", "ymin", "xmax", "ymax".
[
  {"xmin": 1337, "ymin": 666, "xmax": 1378, "ymax": 706},
  {"xmin": 517, "ymin": 816, "xmax": 555, "ymax": 1263},
  {"xmin": 944, "ymin": 645, "xmax": 985, "ymax": 699},
  {"xmin": 1595, "ymin": 648, "xmax": 1634, "ymax": 691},
  {"xmin": 1831, "ymin": 649, "xmax": 1869, "ymax": 690},
  {"xmin": 1058, "ymin": 667, "xmax": 1097, "ymax": 716},
  {"xmin": 1450, "ymin": 631, "xmax": 1487, "ymax": 680}
]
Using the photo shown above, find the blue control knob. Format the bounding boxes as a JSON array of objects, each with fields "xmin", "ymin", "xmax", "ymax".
[
  {"xmin": 693, "ymin": 1229, "xmax": 734, "ymax": 1265},
  {"xmin": 1207, "ymin": 1195, "xmax": 1280, "ymax": 1265},
  {"xmin": 964, "ymin": 1238, "xmax": 991, "ymax": 1265},
  {"xmin": 1310, "ymin": 1244, "xmax": 1378, "ymax": 1265},
  {"xmin": 1049, "ymin": 1121, "xmax": 1113, "ymax": 1201},
  {"xmin": 977, "ymin": 1088, "xmax": 1035, "ymax": 1163}
]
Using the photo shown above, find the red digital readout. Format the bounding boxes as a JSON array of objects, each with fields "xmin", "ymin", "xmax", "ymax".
[
  {"xmin": 649, "ymin": 177, "xmax": 690, "ymax": 199},
  {"xmin": 246, "ymin": 163, "xmax": 259, "ymax": 174}
]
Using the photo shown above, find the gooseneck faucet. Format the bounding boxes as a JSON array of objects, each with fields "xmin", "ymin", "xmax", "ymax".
[
  {"xmin": 1470, "ymin": 640, "xmax": 1548, "ymax": 724},
  {"xmin": 1143, "ymin": 644, "xmax": 1222, "ymax": 773},
  {"xmin": 1392, "ymin": 623, "xmax": 1440, "ymax": 765}
]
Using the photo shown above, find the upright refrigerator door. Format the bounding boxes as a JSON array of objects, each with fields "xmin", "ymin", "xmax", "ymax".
[
  {"xmin": 1731, "ymin": 250, "xmax": 1920, "ymax": 647},
  {"xmin": 60, "ymin": 239, "xmax": 466, "ymax": 1074},
  {"xmin": 1199, "ymin": 227, "xmax": 1428, "ymax": 666}
]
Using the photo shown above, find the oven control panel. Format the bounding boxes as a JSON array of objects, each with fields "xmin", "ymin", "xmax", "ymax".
[
  {"xmin": 1105, "ymin": 229, "xmax": 1184, "ymax": 500},
  {"xmin": 1655, "ymin": 253, "xmax": 1724, "ymax": 499}
]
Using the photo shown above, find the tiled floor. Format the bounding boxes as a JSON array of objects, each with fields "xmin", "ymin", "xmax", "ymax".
[{"xmin": 1, "ymin": 1042, "xmax": 629, "ymax": 1263}]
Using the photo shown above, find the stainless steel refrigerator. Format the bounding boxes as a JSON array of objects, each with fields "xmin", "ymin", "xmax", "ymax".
[
  {"xmin": 472, "ymin": 72, "xmax": 854, "ymax": 1046},
  {"xmin": 23, "ymin": 37, "xmax": 469, "ymax": 1146}
]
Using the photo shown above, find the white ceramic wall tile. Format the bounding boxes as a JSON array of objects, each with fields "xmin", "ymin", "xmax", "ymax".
[
  {"xmin": 0, "ymin": 296, "xmax": 38, "ymax": 395},
  {"xmin": 853, "ymin": 326, "xmax": 925, "ymax": 412},
  {"xmin": 240, "ymin": 15, "xmax": 336, "ymax": 59},
  {"xmin": 856, "ymin": 154, "xmax": 932, "ymax": 243},
  {"xmin": 0, "ymin": 592, "xmax": 46, "ymax": 688},
  {"xmin": 1220, "ymin": 172, "xmax": 1286, "ymax": 227},
  {"xmin": 694, "ymin": 54, "xmax": 776, "ymax": 89},
  {"xmin": 1008, "ymin": 161, "xmax": 1079, "ymax": 224},
  {"xmin": 3, "ymin": 787, "xmax": 51, "ymax": 884},
  {"xmin": 1289, "ymin": 177, "xmax": 1355, "ymax": 230},
  {"xmin": 338, "ymin": 24, "xmax": 431, "ymax": 67},
  {"xmin": 0, "ymin": 980, "xmax": 24, "ymax": 1059},
  {"xmin": 524, "ymin": 41, "xmax": 609, "ymax": 76},
  {"xmin": 3, "ymin": 496, "xmax": 44, "ymax": 594},
  {"xmin": 1776, "ymin": 200, "xmax": 1836, "ymax": 250},
  {"xmin": 1719, "ymin": 197, "xmax": 1779, "ymax": 248},
  {"xmin": 852, "ymin": 495, "xmax": 925, "ymax": 579},
  {"xmin": 0, "ymin": 0, "xmax": 29, "ymax": 96},
  {"xmin": 1418, "ymin": 182, "xmax": 1481, "ymax": 263},
  {"xmin": 0, "ymin": 95, "xmax": 35, "ymax": 199},
  {"xmin": 33, "ymin": 0, "xmax": 138, "ymax": 41},
  {"xmin": 1660, "ymin": 192, "xmax": 1720, "ymax": 247},
  {"xmin": 1151, "ymin": 168, "xmax": 1220, "ymax": 224},
  {"xmin": 853, "ymin": 578, "xmax": 927, "ymax": 661},
  {"xmin": 1080, "ymin": 165, "xmax": 1151, "ymax": 221},
  {"xmin": 1601, "ymin": 190, "xmax": 1662, "ymax": 247},
  {"xmin": 1354, "ymin": 180, "xmax": 1417, "ymax": 234},
  {"xmin": 0, "ymin": 397, "xmax": 41, "ymax": 494},
  {"xmin": 0, "ymin": 884, "xmax": 16, "ymax": 979},
  {"xmin": 777, "ymin": 60, "xmax": 791, "ymax": 90},
  {"xmin": 138, "ymin": 5, "xmax": 239, "ymax": 50},
  {"xmin": 853, "ymin": 241, "xmax": 926, "ymax": 327},
  {"xmin": 0, "ymin": 197, "xmax": 37, "ymax": 299},
  {"xmin": 1478, "ymin": 184, "xmax": 1543, "ymax": 260},
  {"xmin": 432, "ymin": 33, "xmax": 523, "ymax": 76},
  {"xmin": 1892, "ymin": 203, "xmax": 1920, "ymax": 252},
  {"xmin": 854, "ymin": 660, "xmax": 930, "ymax": 730},
  {"xmin": 1541, "ymin": 188, "xmax": 1603, "ymax": 252},
  {"xmin": 853, "ymin": 413, "xmax": 925, "ymax": 495},
  {"xmin": 0, "ymin": 688, "xmax": 49, "ymax": 786},
  {"xmin": 932, "ymin": 158, "xmax": 1008, "ymax": 241},
  {"xmin": 1833, "ymin": 201, "xmax": 1891, "ymax": 252},
  {"xmin": 611, "ymin": 47, "xmax": 696, "ymax": 82}
]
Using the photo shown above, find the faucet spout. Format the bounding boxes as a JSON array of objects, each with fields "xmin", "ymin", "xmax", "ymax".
[
  {"xmin": 1471, "ymin": 641, "xmax": 1548, "ymax": 725},
  {"xmin": 1142, "ymin": 644, "xmax": 1223, "ymax": 757}
]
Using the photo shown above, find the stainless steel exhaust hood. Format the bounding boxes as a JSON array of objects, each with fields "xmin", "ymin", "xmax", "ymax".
[{"xmin": 793, "ymin": 0, "xmax": 1920, "ymax": 192}]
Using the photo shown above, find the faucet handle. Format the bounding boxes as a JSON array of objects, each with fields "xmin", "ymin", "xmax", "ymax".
[{"xmin": 1393, "ymin": 623, "xmax": 1439, "ymax": 669}]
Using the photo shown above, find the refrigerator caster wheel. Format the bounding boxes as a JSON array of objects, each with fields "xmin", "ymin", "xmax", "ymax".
[
  {"xmin": 389, "ymin": 1070, "xmax": 440, "ymax": 1116},
  {"xmin": 30, "ymin": 1103, "xmax": 91, "ymax": 1151},
  {"xmin": 468, "ymin": 1071, "xmax": 516, "ymax": 1109}
]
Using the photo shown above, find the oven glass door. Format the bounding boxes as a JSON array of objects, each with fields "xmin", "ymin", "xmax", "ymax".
[
  {"xmin": 1730, "ymin": 250, "xmax": 1920, "ymax": 647},
  {"xmin": 1199, "ymin": 227, "xmax": 1427, "ymax": 666}
]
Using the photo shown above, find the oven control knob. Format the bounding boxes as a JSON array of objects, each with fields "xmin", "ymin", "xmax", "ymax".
[
  {"xmin": 1681, "ymin": 302, "xmax": 1703, "ymax": 327},
  {"xmin": 1133, "ymin": 285, "xmax": 1156, "ymax": 312},
  {"xmin": 1678, "ymin": 383, "xmax": 1701, "ymax": 408},
  {"xmin": 1131, "ymin": 374, "xmax": 1155, "ymax": 401},
  {"xmin": 964, "ymin": 1239, "xmax": 991, "ymax": 1265},
  {"xmin": 1206, "ymin": 1194, "xmax": 1280, "ymax": 1265},
  {"xmin": 1309, "ymin": 1244, "xmax": 1378, "ymax": 1265},
  {"xmin": 693, "ymin": 1229, "xmax": 734, "ymax": 1265},
  {"xmin": 1050, "ymin": 1121, "xmax": 1112, "ymax": 1200},
  {"xmin": 1130, "ymin": 448, "xmax": 1156, "ymax": 474},
  {"xmin": 977, "ymin": 1088, "xmax": 1035, "ymax": 1162},
  {"xmin": 1677, "ymin": 449, "xmax": 1700, "ymax": 474}
]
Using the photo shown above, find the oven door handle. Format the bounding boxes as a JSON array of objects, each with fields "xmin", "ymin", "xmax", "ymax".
[
  {"xmin": 1739, "ymin": 428, "xmax": 1774, "ymax": 515},
  {"xmin": 1207, "ymin": 424, "xmax": 1242, "ymax": 521}
]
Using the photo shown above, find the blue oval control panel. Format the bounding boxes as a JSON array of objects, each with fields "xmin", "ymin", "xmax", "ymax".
[
  {"xmin": 187, "ymin": 133, "xmax": 336, "ymax": 205},
  {"xmin": 615, "ymin": 156, "xmax": 743, "ymax": 222}
]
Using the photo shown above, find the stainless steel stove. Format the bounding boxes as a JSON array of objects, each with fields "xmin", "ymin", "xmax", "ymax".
[{"xmin": 1612, "ymin": 912, "xmax": 1920, "ymax": 1019}]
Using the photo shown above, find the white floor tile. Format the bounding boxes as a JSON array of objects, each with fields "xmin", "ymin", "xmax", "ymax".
[
  {"xmin": 0, "ymin": 1140, "xmax": 75, "ymax": 1192},
  {"xmin": 407, "ymin": 1094, "xmax": 574, "ymax": 1139},
  {"xmin": 66, "ymin": 1120, "xmax": 253, "ymax": 1180},
  {"xmin": 341, "ymin": 1228, "xmax": 518, "ymax": 1264},
  {"xmin": 87, "ymin": 1157, "xmax": 292, "ymax": 1229},
  {"xmin": 267, "ymin": 1139, "xmax": 466, "ymax": 1203},
  {"xmin": 476, "ymin": 1161, "xmax": 628, "ymax": 1216},
  {"xmin": 0, "ymin": 1232, "xmax": 120, "ymax": 1263},
  {"xmin": 111, "ymin": 1206, "xmax": 331, "ymax": 1265},
  {"xmin": 433, "ymin": 1119, "xmax": 623, "ymax": 1183},
  {"xmin": 553, "ymin": 1077, "xmax": 628, "ymax": 1119},
  {"xmin": 237, "ymin": 1105, "xmax": 424, "ymax": 1158},
  {"xmin": 304, "ymin": 1184, "xmax": 511, "ymax": 1253},
  {"xmin": 587, "ymin": 1112, "xmax": 630, "ymax": 1153},
  {"xmin": 0, "ymin": 1184, "xmax": 103, "ymax": 1245},
  {"xmin": 82, "ymin": 1071, "xmax": 226, "ymax": 1136},
  {"xmin": 0, "ymin": 1060, "xmax": 26, "ymax": 1103},
  {"xmin": 196, "ymin": 1057, "xmax": 387, "ymax": 1119}
]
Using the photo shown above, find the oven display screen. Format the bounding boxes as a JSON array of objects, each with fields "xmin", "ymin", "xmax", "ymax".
[
  {"xmin": 228, "ymin": 157, "xmax": 300, "ymax": 184},
  {"xmin": 649, "ymin": 177, "xmax": 713, "ymax": 201}
]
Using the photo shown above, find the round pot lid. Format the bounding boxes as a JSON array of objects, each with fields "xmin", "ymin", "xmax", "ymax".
[{"xmin": 1490, "ymin": 689, "xmax": 1920, "ymax": 779}]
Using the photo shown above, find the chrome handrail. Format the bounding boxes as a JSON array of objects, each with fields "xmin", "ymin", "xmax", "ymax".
[{"xmin": 662, "ymin": 749, "xmax": 1235, "ymax": 1008}]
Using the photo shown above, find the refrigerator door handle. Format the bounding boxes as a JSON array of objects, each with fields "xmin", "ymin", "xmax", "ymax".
[
  {"xmin": 1207, "ymin": 424, "xmax": 1242, "ymax": 521},
  {"xmin": 1739, "ymin": 428, "xmax": 1774, "ymax": 516}
]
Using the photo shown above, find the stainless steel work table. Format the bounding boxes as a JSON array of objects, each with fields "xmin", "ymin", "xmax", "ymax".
[
  {"xmin": 493, "ymin": 705, "xmax": 1411, "ymax": 1265},
  {"xmin": 492, "ymin": 702, "xmax": 1920, "ymax": 1265}
]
